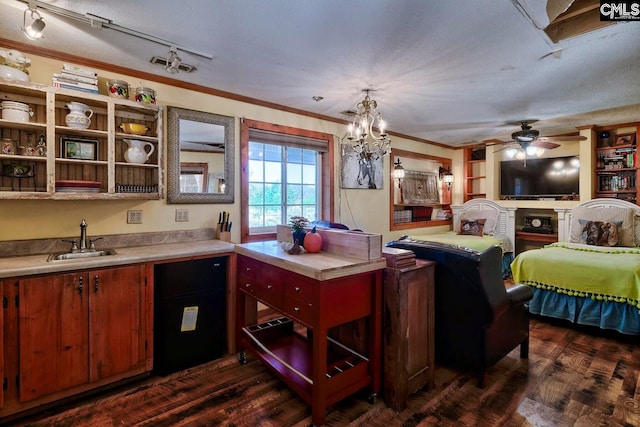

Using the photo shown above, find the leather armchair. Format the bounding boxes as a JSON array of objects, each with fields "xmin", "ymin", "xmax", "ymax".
[{"xmin": 385, "ymin": 240, "xmax": 533, "ymax": 387}]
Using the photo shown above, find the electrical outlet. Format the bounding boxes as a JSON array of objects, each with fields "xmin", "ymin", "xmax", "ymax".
[
  {"xmin": 175, "ymin": 209, "xmax": 189, "ymax": 222},
  {"xmin": 127, "ymin": 210, "xmax": 143, "ymax": 224}
]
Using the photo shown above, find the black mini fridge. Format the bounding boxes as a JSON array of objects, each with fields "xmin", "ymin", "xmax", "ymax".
[{"xmin": 154, "ymin": 257, "xmax": 227, "ymax": 375}]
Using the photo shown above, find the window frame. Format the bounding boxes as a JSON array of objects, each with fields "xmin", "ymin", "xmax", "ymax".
[{"xmin": 240, "ymin": 119, "xmax": 334, "ymax": 243}]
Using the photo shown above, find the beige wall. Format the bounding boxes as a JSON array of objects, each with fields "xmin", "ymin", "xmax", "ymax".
[{"xmin": 1, "ymin": 52, "xmax": 455, "ymax": 244}]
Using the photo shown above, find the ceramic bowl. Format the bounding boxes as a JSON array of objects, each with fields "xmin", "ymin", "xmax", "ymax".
[
  {"xmin": 120, "ymin": 123, "xmax": 149, "ymax": 135},
  {"xmin": 0, "ymin": 64, "xmax": 29, "ymax": 82}
]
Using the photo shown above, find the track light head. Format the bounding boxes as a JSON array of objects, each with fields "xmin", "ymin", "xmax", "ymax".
[{"xmin": 22, "ymin": 7, "xmax": 46, "ymax": 40}]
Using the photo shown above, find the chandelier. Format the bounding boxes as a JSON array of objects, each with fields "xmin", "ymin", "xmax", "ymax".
[{"xmin": 347, "ymin": 90, "xmax": 391, "ymax": 160}]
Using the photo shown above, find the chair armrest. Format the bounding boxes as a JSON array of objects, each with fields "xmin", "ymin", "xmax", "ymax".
[{"xmin": 507, "ymin": 284, "xmax": 534, "ymax": 305}]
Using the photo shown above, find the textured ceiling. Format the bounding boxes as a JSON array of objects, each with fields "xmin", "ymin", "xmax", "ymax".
[{"xmin": 0, "ymin": 0, "xmax": 639, "ymax": 147}]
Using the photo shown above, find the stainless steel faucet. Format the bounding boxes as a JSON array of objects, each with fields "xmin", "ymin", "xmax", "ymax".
[{"xmin": 79, "ymin": 219, "xmax": 88, "ymax": 251}]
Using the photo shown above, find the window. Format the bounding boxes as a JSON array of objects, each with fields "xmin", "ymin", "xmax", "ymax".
[
  {"xmin": 241, "ymin": 119, "xmax": 334, "ymax": 242},
  {"xmin": 248, "ymin": 143, "xmax": 319, "ymax": 233}
]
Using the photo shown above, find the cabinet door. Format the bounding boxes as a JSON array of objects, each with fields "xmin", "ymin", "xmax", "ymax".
[
  {"xmin": 18, "ymin": 273, "xmax": 89, "ymax": 402},
  {"xmin": 89, "ymin": 265, "xmax": 146, "ymax": 381},
  {"xmin": 0, "ymin": 280, "xmax": 3, "ymax": 408}
]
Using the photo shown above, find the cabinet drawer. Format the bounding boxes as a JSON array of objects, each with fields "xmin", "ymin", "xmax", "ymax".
[
  {"xmin": 253, "ymin": 280, "xmax": 282, "ymax": 307},
  {"xmin": 238, "ymin": 255, "xmax": 260, "ymax": 281},
  {"xmin": 282, "ymin": 276, "xmax": 314, "ymax": 302},
  {"xmin": 281, "ymin": 297, "xmax": 315, "ymax": 325}
]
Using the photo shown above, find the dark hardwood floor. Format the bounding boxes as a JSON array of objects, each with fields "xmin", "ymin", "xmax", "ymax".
[{"xmin": 8, "ymin": 314, "xmax": 640, "ymax": 427}]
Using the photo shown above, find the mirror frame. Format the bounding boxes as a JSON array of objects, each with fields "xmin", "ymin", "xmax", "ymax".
[{"xmin": 167, "ymin": 106, "xmax": 235, "ymax": 204}]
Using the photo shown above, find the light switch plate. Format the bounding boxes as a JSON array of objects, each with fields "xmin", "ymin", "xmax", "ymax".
[
  {"xmin": 127, "ymin": 210, "xmax": 143, "ymax": 224},
  {"xmin": 175, "ymin": 209, "xmax": 189, "ymax": 222}
]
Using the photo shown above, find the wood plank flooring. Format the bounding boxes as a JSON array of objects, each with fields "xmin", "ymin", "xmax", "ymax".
[{"xmin": 8, "ymin": 315, "xmax": 640, "ymax": 427}]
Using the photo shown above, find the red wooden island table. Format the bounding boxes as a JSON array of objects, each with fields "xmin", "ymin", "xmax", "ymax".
[{"xmin": 235, "ymin": 227, "xmax": 385, "ymax": 426}]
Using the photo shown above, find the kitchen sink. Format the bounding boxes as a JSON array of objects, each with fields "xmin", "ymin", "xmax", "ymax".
[{"xmin": 47, "ymin": 249, "xmax": 117, "ymax": 261}]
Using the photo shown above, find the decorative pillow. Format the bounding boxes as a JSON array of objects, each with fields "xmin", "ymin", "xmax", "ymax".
[
  {"xmin": 461, "ymin": 210, "xmax": 499, "ymax": 235},
  {"xmin": 578, "ymin": 219, "xmax": 622, "ymax": 247},
  {"xmin": 570, "ymin": 206, "xmax": 634, "ymax": 247},
  {"xmin": 459, "ymin": 219, "xmax": 486, "ymax": 236}
]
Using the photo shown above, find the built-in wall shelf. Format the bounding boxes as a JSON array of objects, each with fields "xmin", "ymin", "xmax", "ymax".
[{"xmin": 463, "ymin": 147, "xmax": 486, "ymax": 202}]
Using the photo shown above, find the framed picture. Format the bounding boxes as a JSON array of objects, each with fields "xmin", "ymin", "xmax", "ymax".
[
  {"xmin": 340, "ymin": 144, "xmax": 384, "ymax": 189},
  {"xmin": 61, "ymin": 137, "xmax": 98, "ymax": 160},
  {"xmin": 614, "ymin": 133, "xmax": 636, "ymax": 146},
  {"xmin": 402, "ymin": 170, "xmax": 439, "ymax": 203}
]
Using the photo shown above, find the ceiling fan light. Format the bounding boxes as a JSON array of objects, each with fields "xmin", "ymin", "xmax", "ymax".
[
  {"xmin": 535, "ymin": 148, "xmax": 545, "ymax": 157},
  {"xmin": 525, "ymin": 145, "xmax": 538, "ymax": 156},
  {"xmin": 515, "ymin": 150, "xmax": 526, "ymax": 160},
  {"xmin": 505, "ymin": 148, "xmax": 518, "ymax": 158}
]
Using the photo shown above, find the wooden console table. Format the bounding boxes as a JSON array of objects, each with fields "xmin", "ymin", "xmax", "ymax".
[
  {"xmin": 235, "ymin": 240, "xmax": 385, "ymax": 426},
  {"xmin": 382, "ymin": 249, "xmax": 435, "ymax": 411},
  {"xmin": 515, "ymin": 231, "xmax": 558, "ymax": 254}
]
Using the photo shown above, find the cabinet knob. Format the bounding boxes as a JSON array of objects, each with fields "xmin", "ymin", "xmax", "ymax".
[
  {"xmin": 294, "ymin": 286, "xmax": 301, "ymax": 293},
  {"xmin": 294, "ymin": 306, "xmax": 300, "ymax": 312},
  {"xmin": 77, "ymin": 276, "xmax": 83, "ymax": 294},
  {"xmin": 267, "ymin": 284, "xmax": 272, "ymax": 290}
]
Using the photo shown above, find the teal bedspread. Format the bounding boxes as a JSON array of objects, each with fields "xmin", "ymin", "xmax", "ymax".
[{"xmin": 512, "ymin": 242, "xmax": 640, "ymax": 311}]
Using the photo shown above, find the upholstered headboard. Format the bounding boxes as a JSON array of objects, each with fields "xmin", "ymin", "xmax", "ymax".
[
  {"xmin": 555, "ymin": 198, "xmax": 640, "ymax": 245},
  {"xmin": 451, "ymin": 199, "xmax": 517, "ymax": 251}
]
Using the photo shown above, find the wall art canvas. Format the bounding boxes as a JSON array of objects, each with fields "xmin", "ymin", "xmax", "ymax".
[
  {"xmin": 340, "ymin": 144, "xmax": 384, "ymax": 189},
  {"xmin": 402, "ymin": 170, "xmax": 439, "ymax": 203}
]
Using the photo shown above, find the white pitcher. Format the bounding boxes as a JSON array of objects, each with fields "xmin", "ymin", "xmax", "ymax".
[
  {"xmin": 65, "ymin": 102, "xmax": 93, "ymax": 129},
  {"xmin": 123, "ymin": 139, "xmax": 155, "ymax": 164}
]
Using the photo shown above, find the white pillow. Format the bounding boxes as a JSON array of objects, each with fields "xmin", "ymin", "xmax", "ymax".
[
  {"xmin": 570, "ymin": 206, "xmax": 635, "ymax": 247},
  {"xmin": 461, "ymin": 209, "xmax": 499, "ymax": 235}
]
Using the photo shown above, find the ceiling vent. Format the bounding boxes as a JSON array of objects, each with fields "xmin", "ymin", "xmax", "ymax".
[{"xmin": 150, "ymin": 56, "xmax": 197, "ymax": 73}]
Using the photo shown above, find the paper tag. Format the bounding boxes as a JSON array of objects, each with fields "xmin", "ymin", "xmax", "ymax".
[{"xmin": 180, "ymin": 306, "xmax": 199, "ymax": 332}]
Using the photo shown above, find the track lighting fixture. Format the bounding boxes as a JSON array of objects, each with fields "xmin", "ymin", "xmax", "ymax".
[
  {"xmin": 22, "ymin": 5, "xmax": 45, "ymax": 40},
  {"xmin": 166, "ymin": 47, "xmax": 182, "ymax": 74},
  {"xmin": 17, "ymin": 0, "xmax": 213, "ymax": 60}
]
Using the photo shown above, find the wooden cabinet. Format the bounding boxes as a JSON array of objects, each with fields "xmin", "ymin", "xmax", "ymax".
[
  {"xmin": 11, "ymin": 264, "xmax": 147, "ymax": 405},
  {"xmin": 382, "ymin": 256, "xmax": 435, "ymax": 411},
  {"xmin": 0, "ymin": 80, "xmax": 163, "ymax": 199},
  {"xmin": 0, "ymin": 280, "xmax": 3, "ymax": 409},
  {"xmin": 236, "ymin": 254, "xmax": 382, "ymax": 427},
  {"xmin": 594, "ymin": 124, "xmax": 639, "ymax": 204},
  {"xmin": 464, "ymin": 146, "xmax": 486, "ymax": 202}
]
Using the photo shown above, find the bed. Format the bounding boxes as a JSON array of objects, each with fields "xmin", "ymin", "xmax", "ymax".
[
  {"xmin": 511, "ymin": 198, "xmax": 640, "ymax": 335},
  {"xmin": 397, "ymin": 199, "xmax": 516, "ymax": 277}
]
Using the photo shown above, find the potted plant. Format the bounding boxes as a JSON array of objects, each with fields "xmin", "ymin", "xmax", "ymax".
[{"xmin": 289, "ymin": 215, "xmax": 309, "ymax": 247}]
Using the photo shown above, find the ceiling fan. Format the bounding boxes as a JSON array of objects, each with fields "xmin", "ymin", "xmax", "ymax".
[{"xmin": 490, "ymin": 120, "xmax": 586, "ymax": 157}]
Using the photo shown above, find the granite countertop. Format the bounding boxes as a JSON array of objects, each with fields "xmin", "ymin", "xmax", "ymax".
[
  {"xmin": 235, "ymin": 240, "xmax": 386, "ymax": 281},
  {"xmin": 0, "ymin": 240, "xmax": 236, "ymax": 279}
]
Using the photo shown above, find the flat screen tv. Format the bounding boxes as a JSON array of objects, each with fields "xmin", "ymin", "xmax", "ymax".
[{"xmin": 500, "ymin": 155, "xmax": 580, "ymax": 200}]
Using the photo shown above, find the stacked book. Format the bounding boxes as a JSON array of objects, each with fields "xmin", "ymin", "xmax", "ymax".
[
  {"xmin": 52, "ymin": 64, "xmax": 99, "ymax": 94},
  {"xmin": 393, "ymin": 210, "xmax": 412, "ymax": 224},
  {"xmin": 382, "ymin": 247, "xmax": 417, "ymax": 269}
]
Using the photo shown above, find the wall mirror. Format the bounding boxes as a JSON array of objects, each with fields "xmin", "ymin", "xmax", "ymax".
[{"xmin": 167, "ymin": 106, "xmax": 235, "ymax": 203}]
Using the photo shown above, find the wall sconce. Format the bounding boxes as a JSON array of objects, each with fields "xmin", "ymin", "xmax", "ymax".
[
  {"xmin": 393, "ymin": 158, "xmax": 405, "ymax": 204},
  {"xmin": 439, "ymin": 166, "xmax": 454, "ymax": 189},
  {"xmin": 22, "ymin": 6, "xmax": 46, "ymax": 40}
]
